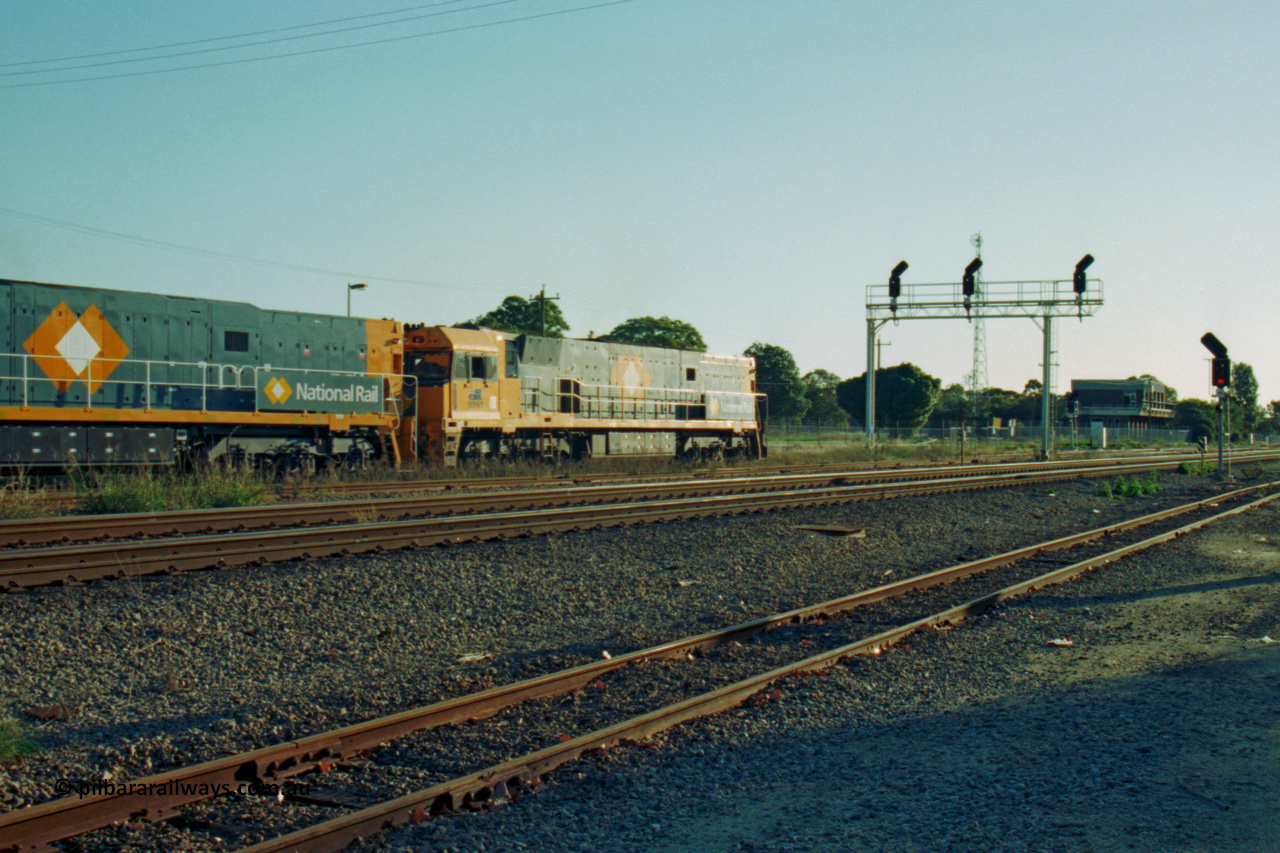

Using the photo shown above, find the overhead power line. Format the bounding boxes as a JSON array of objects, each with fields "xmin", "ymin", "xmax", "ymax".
[
  {"xmin": 1, "ymin": 0, "xmax": 520, "ymax": 77},
  {"xmin": 0, "ymin": 205, "xmax": 511, "ymax": 291},
  {"xmin": 0, "ymin": 0, "xmax": 472, "ymax": 68},
  {"xmin": 0, "ymin": 0, "xmax": 638, "ymax": 88}
]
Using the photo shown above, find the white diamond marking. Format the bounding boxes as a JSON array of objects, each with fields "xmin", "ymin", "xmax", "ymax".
[
  {"xmin": 270, "ymin": 380, "xmax": 287, "ymax": 401},
  {"xmin": 55, "ymin": 320, "xmax": 102, "ymax": 375}
]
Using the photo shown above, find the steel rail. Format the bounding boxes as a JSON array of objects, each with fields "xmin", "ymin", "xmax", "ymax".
[
  {"xmin": 18, "ymin": 447, "xmax": 1276, "ymax": 527},
  {"xmin": 0, "ymin": 459, "xmax": 1234, "ymax": 589},
  {"xmin": 6, "ymin": 450, "xmax": 1276, "ymax": 549},
  {"xmin": 1, "ymin": 463, "xmax": 1047, "ymax": 546},
  {"xmin": 272, "ymin": 447, "xmax": 1228, "ymax": 497},
  {"xmin": 256, "ymin": 446, "xmax": 1280, "ymax": 497},
  {"xmin": 1, "ymin": 483, "xmax": 1272, "ymax": 852},
  {"xmin": 237, "ymin": 486, "xmax": 1280, "ymax": 853}
]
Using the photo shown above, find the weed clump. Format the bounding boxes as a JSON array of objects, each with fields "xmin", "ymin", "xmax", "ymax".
[
  {"xmin": 0, "ymin": 716, "xmax": 37, "ymax": 763},
  {"xmin": 0, "ymin": 478, "xmax": 47, "ymax": 519},
  {"xmin": 1098, "ymin": 472, "xmax": 1159, "ymax": 499},
  {"xmin": 75, "ymin": 466, "xmax": 270, "ymax": 515}
]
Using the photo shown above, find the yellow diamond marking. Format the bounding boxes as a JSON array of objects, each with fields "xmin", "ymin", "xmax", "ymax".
[
  {"xmin": 265, "ymin": 377, "xmax": 292, "ymax": 405},
  {"xmin": 24, "ymin": 302, "xmax": 130, "ymax": 392}
]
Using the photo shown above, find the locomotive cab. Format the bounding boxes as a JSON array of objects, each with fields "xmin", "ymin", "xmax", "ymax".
[{"xmin": 404, "ymin": 325, "xmax": 520, "ymax": 464}]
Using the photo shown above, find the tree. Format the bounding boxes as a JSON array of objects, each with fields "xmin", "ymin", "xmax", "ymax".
[
  {"xmin": 1173, "ymin": 399, "xmax": 1217, "ymax": 443},
  {"xmin": 1130, "ymin": 374, "xmax": 1178, "ymax": 403},
  {"xmin": 835, "ymin": 363, "xmax": 942, "ymax": 431},
  {"xmin": 930, "ymin": 383, "xmax": 971, "ymax": 424},
  {"xmin": 1228, "ymin": 362, "xmax": 1261, "ymax": 434},
  {"xmin": 467, "ymin": 295, "xmax": 569, "ymax": 337},
  {"xmin": 1257, "ymin": 400, "xmax": 1280, "ymax": 436},
  {"xmin": 801, "ymin": 369, "xmax": 845, "ymax": 423},
  {"xmin": 745, "ymin": 342, "xmax": 809, "ymax": 420},
  {"xmin": 1003, "ymin": 382, "xmax": 1054, "ymax": 424},
  {"xmin": 598, "ymin": 316, "xmax": 706, "ymax": 351},
  {"xmin": 975, "ymin": 387, "xmax": 1020, "ymax": 423}
]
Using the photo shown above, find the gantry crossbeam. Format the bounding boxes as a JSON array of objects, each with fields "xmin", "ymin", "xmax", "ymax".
[{"xmin": 866, "ymin": 279, "xmax": 1103, "ymax": 321}]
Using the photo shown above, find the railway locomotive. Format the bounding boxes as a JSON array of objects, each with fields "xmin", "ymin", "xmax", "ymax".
[{"xmin": 0, "ymin": 279, "xmax": 764, "ymax": 468}]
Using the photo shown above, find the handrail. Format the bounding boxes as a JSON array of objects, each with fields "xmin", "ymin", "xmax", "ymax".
[{"xmin": 0, "ymin": 351, "xmax": 410, "ymax": 417}]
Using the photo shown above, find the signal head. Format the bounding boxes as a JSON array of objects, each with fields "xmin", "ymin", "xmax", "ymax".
[
  {"xmin": 1211, "ymin": 356, "xmax": 1231, "ymax": 388},
  {"xmin": 889, "ymin": 261, "xmax": 908, "ymax": 299},
  {"xmin": 1073, "ymin": 254, "xmax": 1093, "ymax": 294},
  {"xmin": 1200, "ymin": 332, "xmax": 1228, "ymax": 358},
  {"xmin": 962, "ymin": 257, "xmax": 981, "ymax": 296}
]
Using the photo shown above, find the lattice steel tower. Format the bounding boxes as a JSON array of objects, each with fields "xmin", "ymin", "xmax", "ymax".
[{"xmin": 969, "ymin": 233, "xmax": 988, "ymax": 408}]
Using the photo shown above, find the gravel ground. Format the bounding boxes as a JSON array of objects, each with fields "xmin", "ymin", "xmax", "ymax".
[{"xmin": 2, "ymin": 469, "xmax": 1277, "ymax": 852}]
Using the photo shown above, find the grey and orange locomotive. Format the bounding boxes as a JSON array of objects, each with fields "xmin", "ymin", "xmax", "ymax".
[{"xmin": 0, "ymin": 279, "xmax": 764, "ymax": 469}]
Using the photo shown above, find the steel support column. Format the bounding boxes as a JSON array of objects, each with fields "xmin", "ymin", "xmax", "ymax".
[
  {"xmin": 866, "ymin": 318, "xmax": 877, "ymax": 442},
  {"xmin": 1041, "ymin": 313, "xmax": 1053, "ymax": 460},
  {"xmin": 1217, "ymin": 390, "xmax": 1227, "ymax": 479}
]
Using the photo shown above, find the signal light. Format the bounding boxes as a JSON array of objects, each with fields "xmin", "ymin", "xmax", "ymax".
[
  {"xmin": 1074, "ymin": 254, "xmax": 1094, "ymax": 294},
  {"xmin": 889, "ymin": 261, "xmax": 908, "ymax": 299},
  {"xmin": 1211, "ymin": 357, "xmax": 1231, "ymax": 388},
  {"xmin": 962, "ymin": 257, "xmax": 982, "ymax": 297}
]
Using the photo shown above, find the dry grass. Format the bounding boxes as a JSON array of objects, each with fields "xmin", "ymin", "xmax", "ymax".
[{"xmin": 0, "ymin": 477, "xmax": 48, "ymax": 519}]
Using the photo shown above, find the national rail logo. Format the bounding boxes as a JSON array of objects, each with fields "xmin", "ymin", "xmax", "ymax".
[
  {"xmin": 24, "ymin": 302, "xmax": 130, "ymax": 392},
  {"xmin": 263, "ymin": 376, "xmax": 293, "ymax": 405}
]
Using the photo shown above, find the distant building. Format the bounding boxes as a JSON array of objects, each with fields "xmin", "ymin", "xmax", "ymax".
[{"xmin": 1064, "ymin": 378, "xmax": 1174, "ymax": 429}]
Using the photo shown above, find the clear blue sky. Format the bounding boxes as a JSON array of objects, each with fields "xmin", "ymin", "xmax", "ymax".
[{"xmin": 2, "ymin": 1, "xmax": 1277, "ymax": 406}]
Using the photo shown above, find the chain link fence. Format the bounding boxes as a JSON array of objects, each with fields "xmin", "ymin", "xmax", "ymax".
[{"xmin": 765, "ymin": 419, "xmax": 1202, "ymax": 449}]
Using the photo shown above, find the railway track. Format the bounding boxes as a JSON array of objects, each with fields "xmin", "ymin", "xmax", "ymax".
[
  {"xmin": 4, "ymin": 455, "xmax": 1274, "ymax": 590},
  {"xmin": 5, "ymin": 450, "xmax": 1276, "ymax": 550},
  {"xmin": 19, "ymin": 446, "xmax": 1268, "ymax": 513},
  {"xmin": 2, "ymin": 482, "xmax": 1273, "ymax": 853}
]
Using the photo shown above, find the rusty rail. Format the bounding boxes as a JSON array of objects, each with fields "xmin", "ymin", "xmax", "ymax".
[
  {"xmin": 0, "ymin": 459, "xmax": 1240, "ymax": 589},
  {"xmin": 15, "ymin": 447, "xmax": 1277, "ymax": 532},
  {"xmin": 239, "ymin": 486, "xmax": 1280, "ymax": 853}
]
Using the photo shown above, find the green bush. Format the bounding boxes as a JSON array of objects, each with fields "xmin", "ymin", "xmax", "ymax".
[
  {"xmin": 0, "ymin": 716, "xmax": 37, "ymax": 763},
  {"xmin": 76, "ymin": 467, "xmax": 270, "ymax": 515},
  {"xmin": 1097, "ymin": 472, "xmax": 1159, "ymax": 499}
]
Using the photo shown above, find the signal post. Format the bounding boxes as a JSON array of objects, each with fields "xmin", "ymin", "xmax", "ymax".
[{"xmin": 1201, "ymin": 333, "xmax": 1231, "ymax": 480}]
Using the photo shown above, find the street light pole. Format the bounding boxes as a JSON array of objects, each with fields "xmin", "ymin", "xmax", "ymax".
[{"xmin": 347, "ymin": 282, "xmax": 368, "ymax": 317}]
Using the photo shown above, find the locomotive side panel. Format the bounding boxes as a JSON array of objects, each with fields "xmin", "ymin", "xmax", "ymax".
[
  {"xmin": 411, "ymin": 329, "xmax": 763, "ymax": 464},
  {"xmin": 0, "ymin": 280, "xmax": 408, "ymax": 468}
]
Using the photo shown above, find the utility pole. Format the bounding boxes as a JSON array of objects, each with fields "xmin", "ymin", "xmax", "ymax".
[
  {"xmin": 531, "ymin": 285, "xmax": 561, "ymax": 336},
  {"xmin": 876, "ymin": 338, "xmax": 891, "ymax": 372}
]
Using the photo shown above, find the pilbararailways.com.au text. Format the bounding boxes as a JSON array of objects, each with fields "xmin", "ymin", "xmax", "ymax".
[{"xmin": 54, "ymin": 779, "xmax": 311, "ymax": 799}]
